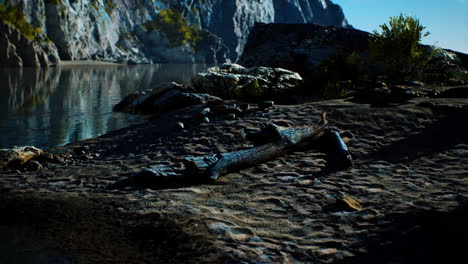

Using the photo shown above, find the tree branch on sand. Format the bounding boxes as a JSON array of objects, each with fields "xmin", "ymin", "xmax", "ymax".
[{"xmin": 185, "ymin": 112, "xmax": 329, "ymax": 180}]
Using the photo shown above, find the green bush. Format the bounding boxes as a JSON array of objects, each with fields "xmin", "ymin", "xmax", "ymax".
[
  {"xmin": 0, "ymin": 4, "xmax": 43, "ymax": 40},
  {"xmin": 146, "ymin": 8, "xmax": 201, "ymax": 50},
  {"xmin": 370, "ymin": 14, "xmax": 432, "ymax": 82}
]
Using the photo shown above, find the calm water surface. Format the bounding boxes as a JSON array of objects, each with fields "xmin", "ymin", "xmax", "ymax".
[{"xmin": 0, "ymin": 64, "xmax": 209, "ymax": 149}]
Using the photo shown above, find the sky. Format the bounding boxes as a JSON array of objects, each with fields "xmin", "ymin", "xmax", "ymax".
[{"xmin": 334, "ymin": 0, "xmax": 468, "ymax": 53}]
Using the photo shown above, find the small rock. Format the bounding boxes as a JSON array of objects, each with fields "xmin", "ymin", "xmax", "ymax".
[
  {"xmin": 376, "ymin": 81, "xmax": 387, "ymax": 88},
  {"xmin": 74, "ymin": 146, "xmax": 90, "ymax": 154},
  {"xmin": 200, "ymin": 108, "xmax": 211, "ymax": 116},
  {"xmin": 34, "ymin": 153, "xmax": 66, "ymax": 164},
  {"xmin": 407, "ymin": 81, "xmax": 424, "ymax": 86},
  {"xmin": 336, "ymin": 194, "xmax": 363, "ymax": 212},
  {"xmin": 203, "ymin": 117, "xmax": 210, "ymax": 123},
  {"xmin": 227, "ymin": 108, "xmax": 243, "ymax": 116},
  {"xmin": 258, "ymin": 101, "xmax": 275, "ymax": 109},
  {"xmin": 226, "ymin": 114, "xmax": 236, "ymax": 120},
  {"xmin": 24, "ymin": 160, "xmax": 44, "ymax": 171},
  {"xmin": 175, "ymin": 122, "xmax": 185, "ymax": 129},
  {"xmin": 427, "ymin": 89, "xmax": 441, "ymax": 98},
  {"xmin": 240, "ymin": 104, "xmax": 250, "ymax": 111},
  {"xmin": 211, "ymin": 103, "xmax": 229, "ymax": 114},
  {"xmin": 195, "ymin": 107, "xmax": 212, "ymax": 120},
  {"xmin": 372, "ymin": 87, "xmax": 391, "ymax": 95}
]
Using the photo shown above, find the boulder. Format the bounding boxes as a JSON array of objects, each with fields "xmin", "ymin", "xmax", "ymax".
[
  {"xmin": 113, "ymin": 82, "xmax": 222, "ymax": 115},
  {"xmin": 238, "ymin": 23, "xmax": 372, "ymax": 73},
  {"xmin": 0, "ymin": 146, "xmax": 43, "ymax": 169},
  {"xmin": 191, "ymin": 63, "xmax": 303, "ymax": 99},
  {"xmin": 423, "ymin": 47, "xmax": 468, "ymax": 84}
]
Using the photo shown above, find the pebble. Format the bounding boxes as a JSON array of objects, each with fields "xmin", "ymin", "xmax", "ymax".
[
  {"xmin": 407, "ymin": 80, "xmax": 424, "ymax": 86},
  {"xmin": 175, "ymin": 122, "xmax": 185, "ymax": 129},
  {"xmin": 334, "ymin": 193, "xmax": 363, "ymax": 212},
  {"xmin": 240, "ymin": 104, "xmax": 250, "ymax": 111},
  {"xmin": 226, "ymin": 114, "xmax": 236, "ymax": 120},
  {"xmin": 258, "ymin": 101, "xmax": 275, "ymax": 109},
  {"xmin": 24, "ymin": 160, "xmax": 44, "ymax": 171},
  {"xmin": 200, "ymin": 108, "xmax": 211, "ymax": 116}
]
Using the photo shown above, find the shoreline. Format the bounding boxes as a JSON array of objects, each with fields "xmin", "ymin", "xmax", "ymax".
[{"xmin": 56, "ymin": 60, "xmax": 124, "ymax": 67}]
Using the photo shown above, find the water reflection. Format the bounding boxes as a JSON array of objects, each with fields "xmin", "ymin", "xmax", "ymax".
[{"xmin": 0, "ymin": 64, "xmax": 208, "ymax": 149}]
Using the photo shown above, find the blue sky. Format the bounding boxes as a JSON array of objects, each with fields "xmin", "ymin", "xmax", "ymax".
[{"xmin": 334, "ymin": 0, "xmax": 468, "ymax": 53}]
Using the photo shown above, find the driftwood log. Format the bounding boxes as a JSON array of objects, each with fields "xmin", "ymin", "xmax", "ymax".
[{"xmin": 185, "ymin": 112, "xmax": 329, "ymax": 180}]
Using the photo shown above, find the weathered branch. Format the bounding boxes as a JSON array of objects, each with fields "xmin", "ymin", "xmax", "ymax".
[{"xmin": 185, "ymin": 112, "xmax": 329, "ymax": 180}]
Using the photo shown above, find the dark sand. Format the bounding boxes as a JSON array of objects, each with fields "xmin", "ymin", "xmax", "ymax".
[{"xmin": 1, "ymin": 89, "xmax": 467, "ymax": 263}]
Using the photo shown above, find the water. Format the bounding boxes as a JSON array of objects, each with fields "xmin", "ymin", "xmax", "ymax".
[{"xmin": 0, "ymin": 64, "xmax": 209, "ymax": 149}]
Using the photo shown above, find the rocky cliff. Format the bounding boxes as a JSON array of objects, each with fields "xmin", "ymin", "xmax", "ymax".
[{"xmin": 0, "ymin": 0, "xmax": 348, "ymax": 67}]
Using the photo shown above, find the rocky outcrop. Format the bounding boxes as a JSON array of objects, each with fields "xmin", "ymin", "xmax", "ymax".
[
  {"xmin": 0, "ymin": 146, "xmax": 43, "ymax": 169},
  {"xmin": 192, "ymin": 64, "xmax": 303, "ymax": 99},
  {"xmin": 199, "ymin": 0, "xmax": 349, "ymax": 60},
  {"xmin": 423, "ymin": 47, "xmax": 468, "ymax": 85},
  {"xmin": 113, "ymin": 82, "xmax": 222, "ymax": 115},
  {"xmin": 238, "ymin": 23, "xmax": 372, "ymax": 72},
  {"xmin": 0, "ymin": 0, "xmax": 348, "ymax": 67},
  {"xmin": 0, "ymin": 20, "xmax": 60, "ymax": 67}
]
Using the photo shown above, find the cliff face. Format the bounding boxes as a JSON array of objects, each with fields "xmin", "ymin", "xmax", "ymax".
[{"xmin": 0, "ymin": 0, "xmax": 348, "ymax": 67}]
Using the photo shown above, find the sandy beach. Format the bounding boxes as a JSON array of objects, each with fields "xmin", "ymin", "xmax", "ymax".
[
  {"xmin": 56, "ymin": 60, "xmax": 124, "ymax": 67},
  {"xmin": 1, "ymin": 87, "xmax": 467, "ymax": 263}
]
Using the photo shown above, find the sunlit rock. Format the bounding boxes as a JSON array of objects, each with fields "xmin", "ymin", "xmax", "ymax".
[
  {"xmin": 192, "ymin": 64, "xmax": 303, "ymax": 99},
  {"xmin": 0, "ymin": 146, "xmax": 43, "ymax": 169}
]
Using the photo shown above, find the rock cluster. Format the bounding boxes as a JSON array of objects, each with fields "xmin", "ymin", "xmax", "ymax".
[
  {"xmin": 192, "ymin": 64, "xmax": 303, "ymax": 99},
  {"xmin": 0, "ymin": 146, "xmax": 67, "ymax": 171},
  {"xmin": 0, "ymin": 146, "xmax": 43, "ymax": 169},
  {"xmin": 114, "ymin": 64, "xmax": 303, "ymax": 116}
]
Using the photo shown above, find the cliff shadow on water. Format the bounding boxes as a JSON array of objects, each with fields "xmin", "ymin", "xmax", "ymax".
[{"xmin": 0, "ymin": 64, "xmax": 210, "ymax": 149}]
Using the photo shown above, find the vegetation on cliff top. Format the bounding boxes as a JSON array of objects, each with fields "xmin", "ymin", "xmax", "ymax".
[
  {"xmin": 0, "ymin": 4, "xmax": 43, "ymax": 40},
  {"xmin": 145, "ymin": 8, "xmax": 202, "ymax": 50}
]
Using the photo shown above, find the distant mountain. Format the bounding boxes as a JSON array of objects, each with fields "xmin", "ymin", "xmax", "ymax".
[{"xmin": 0, "ymin": 0, "xmax": 348, "ymax": 67}]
